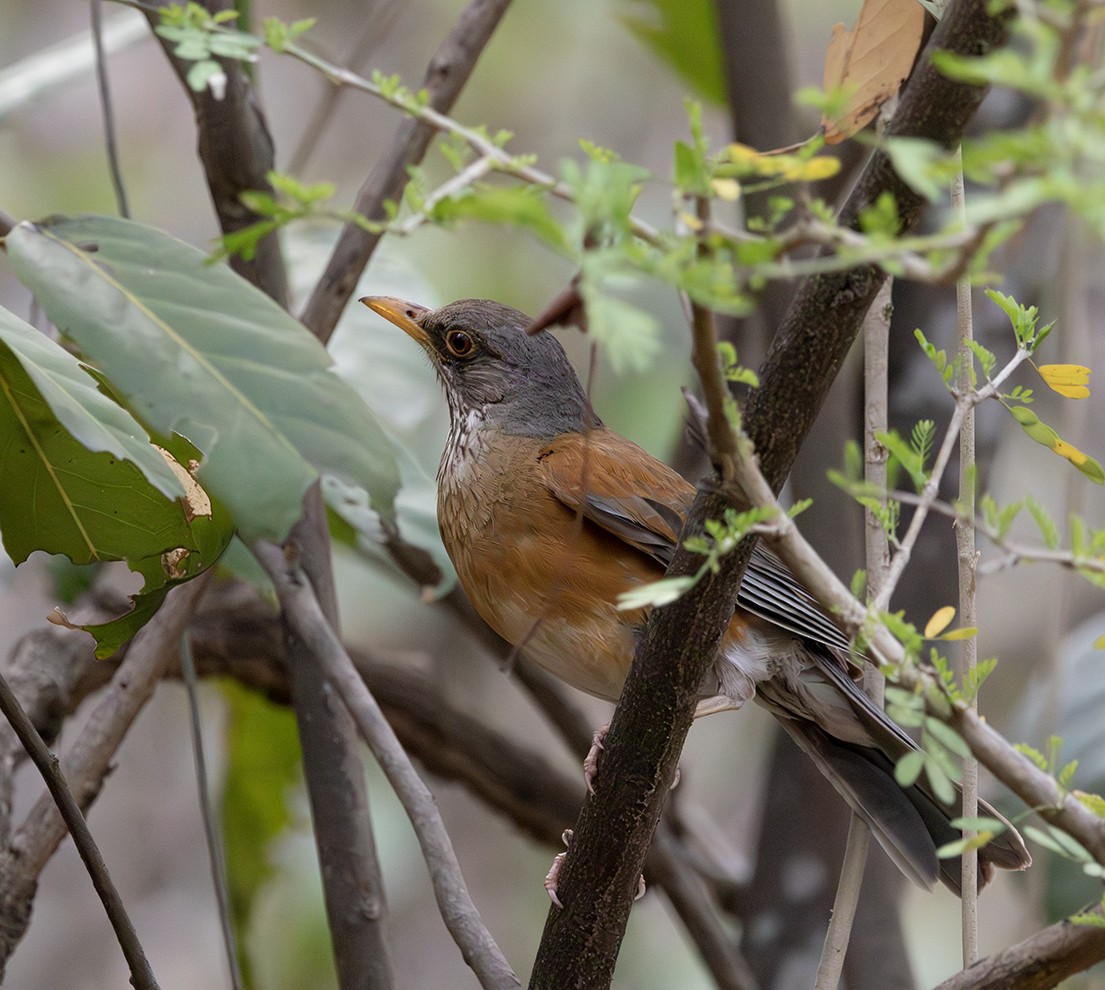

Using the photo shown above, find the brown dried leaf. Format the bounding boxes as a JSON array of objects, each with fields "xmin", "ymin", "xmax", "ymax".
[
  {"xmin": 155, "ymin": 445, "xmax": 212, "ymax": 522},
  {"xmin": 822, "ymin": 0, "xmax": 927, "ymax": 144}
]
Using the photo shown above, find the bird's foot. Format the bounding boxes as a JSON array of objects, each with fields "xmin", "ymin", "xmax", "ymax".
[
  {"xmin": 545, "ymin": 829, "xmax": 573, "ymax": 908},
  {"xmin": 583, "ymin": 723, "xmax": 609, "ymax": 794},
  {"xmin": 544, "ymin": 828, "xmax": 645, "ymax": 906}
]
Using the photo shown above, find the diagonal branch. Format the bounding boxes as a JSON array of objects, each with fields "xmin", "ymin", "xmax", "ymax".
[
  {"xmin": 254, "ymin": 540, "xmax": 520, "ymax": 990},
  {"xmin": 0, "ymin": 573, "xmax": 211, "ymax": 976},
  {"xmin": 299, "ymin": 0, "xmax": 515, "ymax": 343},
  {"xmin": 0, "ymin": 668, "xmax": 157, "ymax": 989},
  {"xmin": 144, "ymin": 0, "xmax": 289, "ymax": 305}
]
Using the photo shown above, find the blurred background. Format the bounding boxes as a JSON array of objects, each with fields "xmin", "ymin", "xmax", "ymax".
[{"xmin": 2, "ymin": 1, "xmax": 1104, "ymax": 988}]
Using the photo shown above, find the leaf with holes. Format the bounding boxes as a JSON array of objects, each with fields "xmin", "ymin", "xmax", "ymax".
[{"xmin": 0, "ymin": 304, "xmax": 192, "ymax": 565}]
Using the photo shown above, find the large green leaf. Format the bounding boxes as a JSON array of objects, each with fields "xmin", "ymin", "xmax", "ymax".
[
  {"xmin": 6, "ymin": 215, "xmax": 399, "ymax": 544},
  {"xmin": 75, "ymin": 433, "xmax": 236, "ymax": 658},
  {"xmin": 0, "ymin": 304, "xmax": 191, "ymax": 564},
  {"xmin": 618, "ymin": 0, "xmax": 727, "ymax": 105}
]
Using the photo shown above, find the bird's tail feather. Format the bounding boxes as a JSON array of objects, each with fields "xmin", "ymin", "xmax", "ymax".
[{"xmin": 775, "ymin": 716, "xmax": 1029, "ymax": 895}]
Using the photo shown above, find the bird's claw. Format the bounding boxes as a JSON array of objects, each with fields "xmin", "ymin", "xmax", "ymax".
[
  {"xmin": 583, "ymin": 724, "xmax": 609, "ymax": 794},
  {"xmin": 545, "ymin": 829, "xmax": 573, "ymax": 908}
]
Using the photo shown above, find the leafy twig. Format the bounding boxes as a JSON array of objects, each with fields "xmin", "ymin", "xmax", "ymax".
[{"xmin": 296, "ymin": 0, "xmax": 519, "ymax": 343}]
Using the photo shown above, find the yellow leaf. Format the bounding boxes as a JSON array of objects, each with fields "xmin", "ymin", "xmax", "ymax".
[
  {"xmin": 1094, "ymin": 633, "xmax": 1105, "ymax": 650},
  {"xmin": 821, "ymin": 0, "xmax": 927, "ymax": 144},
  {"xmin": 1038, "ymin": 363, "xmax": 1091, "ymax": 399},
  {"xmin": 727, "ymin": 142, "xmax": 766, "ymax": 166},
  {"xmin": 781, "ymin": 156, "xmax": 842, "ymax": 182},
  {"xmin": 1052, "ymin": 437, "xmax": 1089, "ymax": 467},
  {"xmin": 924, "ymin": 605, "xmax": 956, "ymax": 639},
  {"xmin": 724, "ymin": 144, "xmax": 788, "ymax": 177},
  {"xmin": 710, "ymin": 178, "xmax": 742, "ymax": 201},
  {"xmin": 679, "ymin": 211, "xmax": 704, "ymax": 231},
  {"xmin": 1074, "ymin": 790, "xmax": 1105, "ymax": 817},
  {"xmin": 941, "ymin": 626, "xmax": 978, "ymax": 641}
]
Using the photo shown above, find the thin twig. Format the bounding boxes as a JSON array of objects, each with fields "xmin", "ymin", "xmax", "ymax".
[
  {"xmin": 952, "ymin": 150, "xmax": 980, "ymax": 964},
  {"xmin": 180, "ymin": 633, "xmax": 243, "ymax": 990},
  {"xmin": 253, "ymin": 540, "xmax": 519, "ymax": 990},
  {"xmin": 813, "ymin": 278, "xmax": 893, "ymax": 990},
  {"xmin": 688, "ymin": 198, "xmax": 742, "ymax": 483},
  {"xmin": 298, "ymin": 0, "xmax": 517, "ymax": 343},
  {"xmin": 0, "ymin": 668, "xmax": 159, "ymax": 989},
  {"xmin": 0, "ymin": 574, "xmax": 212, "ymax": 973},
  {"xmin": 90, "ymin": 0, "xmax": 130, "ymax": 218},
  {"xmin": 724, "ymin": 432, "xmax": 1105, "ymax": 870},
  {"xmin": 872, "ymin": 345, "xmax": 1034, "ymax": 612}
]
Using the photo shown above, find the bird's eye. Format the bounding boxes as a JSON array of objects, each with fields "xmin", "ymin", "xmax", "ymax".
[{"xmin": 444, "ymin": 329, "xmax": 477, "ymax": 359}]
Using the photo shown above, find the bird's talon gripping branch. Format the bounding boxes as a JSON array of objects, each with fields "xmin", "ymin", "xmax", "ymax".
[
  {"xmin": 544, "ymin": 829, "xmax": 573, "ymax": 908},
  {"xmin": 583, "ymin": 724, "xmax": 608, "ymax": 794}
]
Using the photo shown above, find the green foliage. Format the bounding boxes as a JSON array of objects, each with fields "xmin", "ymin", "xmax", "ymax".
[
  {"xmin": 0, "ymin": 304, "xmax": 191, "ymax": 565},
  {"xmin": 986, "ymin": 288, "xmax": 1055, "ymax": 352},
  {"xmin": 220, "ymin": 681, "xmax": 303, "ymax": 986},
  {"xmin": 261, "ymin": 15, "xmax": 316, "ymax": 53},
  {"xmin": 616, "ymin": 504, "xmax": 784, "ymax": 611},
  {"xmin": 7, "ymin": 215, "xmax": 400, "ymax": 545},
  {"xmin": 875, "ymin": 421, "xmax": 934, "ymax": 493},
  {"xmin": 716, "ymin": 341, "xmax": 759, "ymax": 388},
  {"xmin": 618, "ymin": 0, "xmax": 727, "ymax": 105},
  {"xmin": 155, "ymin": 2, "xmax": 261, "ymax": 93},
  {"xmin": 428, "ymin": 184, "xmax": 569, "ymax": 252}
]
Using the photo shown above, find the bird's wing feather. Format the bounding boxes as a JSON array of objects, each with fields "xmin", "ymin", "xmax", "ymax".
[
  {"xmin": 536, "ymin": 430, "xmax": 691, "ymax": 565},
  {"xmin": 537, "ymin": 431, "xmax": 855, "ymax": 654}
]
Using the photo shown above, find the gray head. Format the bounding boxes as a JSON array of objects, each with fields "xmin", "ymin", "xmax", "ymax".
[{"xmin": 363, "ymin": 296, "xmax": 597, "ymax": 437}]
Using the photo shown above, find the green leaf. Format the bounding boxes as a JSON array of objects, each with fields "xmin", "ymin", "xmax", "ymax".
[
  {"xmin": 618, "ymin": 0, "xmax": 726, "ymax": 104},
  {"xmin": 578, "ymin": 279, "xmax": 662, "ymax": 373},
  {"xmin": 895, "ymin": 750, "xmax": 924, "ymax": 788},
  {"xmin": 220, "ymin": 681, "xmax": 302, "ymax": 986},
  {"xmin": 949, "ymin": 815, "xmax": 1009, "ymax": 833},
  {"xmin": 0, "ymin": 306, "xmax": 198, "ymax": 565},
  {"xmin": 616, "ymin": 575, "xmax": 696, "ymax": 610},
  {"xmin": 1024, "ymin": 824, "xmax": 1093, "ymax": 863},
  {"xmin": 7, "ymin": 215, "xmax": 400, "ymax": 544},
  {"xmin": 429, "ymin": 184, "xmax": 568, "ymax": 251},
  {"xmin": 884, "ymin": 137, "xmax": 953, "ymax": 202},
  {"xmin": 924, "ymin": 717, "xmax": 972, "ymax": 759},
  {"xmin": 924, "ymin": 755, "xmax": 957, "ymax": 805}
]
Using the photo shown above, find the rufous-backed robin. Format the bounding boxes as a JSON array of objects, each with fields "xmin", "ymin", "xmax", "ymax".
[{"xmin": 363, "ymin": 295, "xmax": 1030, "ymax": 894}]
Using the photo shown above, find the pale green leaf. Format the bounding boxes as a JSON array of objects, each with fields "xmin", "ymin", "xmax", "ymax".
[{"xmin": 7, "ymin": 215, "xmax": 399, "ymax": 544}]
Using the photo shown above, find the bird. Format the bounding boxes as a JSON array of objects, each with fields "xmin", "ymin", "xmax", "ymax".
[{"xmin": 362, "ymin": 294, "xmax": 1031, "ymax": 895}]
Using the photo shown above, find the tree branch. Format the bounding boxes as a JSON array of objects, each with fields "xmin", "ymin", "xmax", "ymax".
[
  {"xmin": 299, "ymin": 0, "xmax": 515, "ymax": 343},
  {"xmin": 931, "ymin": 911, "xmax": 1105, "ymax": 990},
  {"xmin": 254, "ymin": 541, "xmax": 520, "ymax": 990},
  {"xmin": 0, "ymin": 573, "xmax": 211, "ymax": 976},
  {"xmin": 144, "ymin": 0, "xmax": 289, "ymax": 305},
  {"xmin": 0, "ymin": 667, "xmax": 158, "ymax": 989}
]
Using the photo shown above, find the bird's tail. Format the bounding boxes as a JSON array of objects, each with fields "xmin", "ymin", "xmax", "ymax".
[{"xmin": 771, "ymin": 713, "xmax": 1030, "ymax": 894}]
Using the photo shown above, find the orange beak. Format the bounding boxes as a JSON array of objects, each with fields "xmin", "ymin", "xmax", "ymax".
[{"xmin": 360, "ymin": 296, "xmax": 433, "ymax": 348}]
